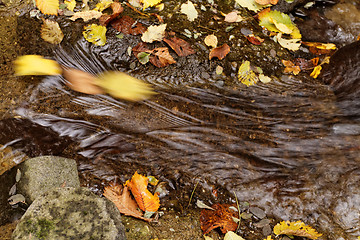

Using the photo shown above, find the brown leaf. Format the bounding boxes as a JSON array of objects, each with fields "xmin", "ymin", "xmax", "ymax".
[
  {"xmin": 200, "ymin": 203, "xmax": 238, "ymax": 234},
  {"xmin": 111, "ymin": 15, "xmax": 146, "ymax": 35},
  {"xmin": 163, "ymin": 36, "xmax": 196, "ymax": 57},
  {"xmin": 246, "ymin": 34, "xmax": 264, "ymax": 45},
  {"xmin": 103, "ymin": 184, "xmax": 152, "ymax": 222},
  {"xmin": 255, "ymin": 0, "xmax": 278, "ymax": 5},
  {"xmin": 281, "ymin": 60, "xmax": 301, "ymax": 75},
  {"xmin": 209, "ymin": 44, "xmax": 230, "ymax": 60},
  {"xmin": 99, "ymin": 2, "xmax": 124, "ymax": 26},
  {"xmin": 149, "ymin": 47, "xmax": 176, "ymax": 68},
  {"xmin": 125, "ymin": 172, "xmax": 160, "ymax": 212},
  {"xmin": 293, "ymin": 57, "xmax": 319, "ymax": 71},
  {"xmin": 62, "ymin": 68, "xmax": 104, "ymax": 95}
]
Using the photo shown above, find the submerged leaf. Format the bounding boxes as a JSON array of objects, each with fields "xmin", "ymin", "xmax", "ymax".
[
  {"xmin": 36, "ymin": 0, "xmax": 59, "ymax": 15},
  {"xmin": 141, "ymin": 24, "xmax": 166, "ymax": 43},
  {"xmin": 282, "ymin": 59, "xmax": 301, "ymax": 75},
  {"xmin": 180, "ymin": 0, "xmax": 198, "ymax": 21},
  {"xmin": 238, "ymin": 60, "xmax": 258, "ymax": 86},
  {"xmin": 125, "ymin": 172, "xmax": 160, "ymax": 212},
  {"xmin": 40, "ymin": 19, "xmax": 64, "ymax": 44},
  {"xmin": 83, "ymin": 24, "xmax": 107, "ymax": 46},
  {"xmin": 14, "ymin": 55, "xmax": 62, "ymax": 76},
  {"xmin": 273, "ymin": 220, "xmax": 322, "ymax": 239},
  {"xmin": 96, "ymin": 71, "xmax": 155, "ymax": 101}
]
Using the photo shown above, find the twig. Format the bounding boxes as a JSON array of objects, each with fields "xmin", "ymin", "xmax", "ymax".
[
  {"xmin": 126, "ymin": 2, "xmax": 149, "ymax": 17},
  {"xmin": 187, "ymin": 179, "xmax": 200, "ymax": 208},
  {"xmin": 234, "ymin": 191, "xmax": 241, "ymax": 232}
]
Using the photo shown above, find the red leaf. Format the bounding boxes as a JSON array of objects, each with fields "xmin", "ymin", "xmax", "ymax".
[
  {"xmin": 99, "ymin": 2, "xmax": 124, "ymax": 26},
  {"xmin": 200, "ymin": 203, "xmax": 238, "ymax": 234},
  {"xmin": 163, "ymin": 36, "xmax": 196, "ymax": 57},
  {"xmin": 209, "ymin": 44, "xmax": 230, "ymax": 60},
  {"xmin": 246, "ymin": 34, "xmax": 264, "ymax": 45},
  {"xmin": 111, "ymin": 15, "xmax": 146, "ymax": 35}
]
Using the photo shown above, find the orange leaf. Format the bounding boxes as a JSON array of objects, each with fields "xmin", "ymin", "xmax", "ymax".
[
  {"xmin": 103, "ymin": 184, "xmax": 152, "ymax": 222},
  {"xmin": 125, "ymin": 172, "xmax": 160, "ymax": 212},
  {"xmin": 301, "ymin": 41, "xmax": 337, "ymax": 55},
  {"xmin": 255, "ymin": 0, "xmax": 278, "ymax": 5},
  {"xmin": 200, "ymin": 203, "xmax": 238, "ymax": 234},
  {"xmin": 163, "ymin": 36, "xmax": 196, "ymax": 57},
  {"xmin": 99, "ymin": 2, "xmax": 124, "ymax": 26},
  {"xmin": 209, "ymin": 44, "xmax": 230, "ymax": 60},
  {"xmin": 282, "ymin": 59, "xmax": 301, "ymax": 75},
  {"xmin": 62, "ymin": 68, "xmax": 104, "ymax": 95},
  {"xmin": 149, "ymin": 47, "xmax": 176, "ymax": 68}
]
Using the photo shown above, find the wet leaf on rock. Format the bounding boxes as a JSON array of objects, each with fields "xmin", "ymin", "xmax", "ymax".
[
  {"xmin": 209, "ymin": 44, "xmax": 230, "ymax": 60},
  {"xmin": 96, "ymin": 71, "xmax": 155, "ymax": 101},
  {"xmin": 141, "ymin": 0, "xmax": 162, "ymax": 10},
  {"xmin": 125, "ymin": 171, "xmax": 160, "ymax": 212},
  {"xmin": 224, "ymin": 11, "xmax": 244, "ymax": 23},
  {"xmin": 180, "ymin": 0, "xmax": 198, "ymax": 21},
  {"xmin": 83, "ymin": 24, "xmax": 107, "ymax": 46},
  {"xmin": 141, "ymin": 24, "xmax": 166, "ymax": 43},
  {"xmin": 40, "ymin": 19, "xmax": 64, "ymax": 45},
  {"xmin": 255, "ymin": 0, "xmax": 278, "ymax": 5},
  {"xmin": 163, "ymin": 36, "xmax": 196, "ymax": 56},
  {"xmin": 62, "ymin": 68, "xmax": 104, "ymax": 95},
  {"xmin": 301, "ymin": 41, "xmax": 337, "ymax": 55},
  {"xmin": 235, "ymin": 0, "xmax": 265, "ymax": 12},
  {"xmin": 133, "ymin": 42, "xmax": 176, "ymax": 68},
  {"xmin": 277, "ymin": 33, "xmax": 301, "ymax": 51},
  {"xmin": 36, "ymin": 0, "xmax": 59, "ymax": 15},
  {"xmin": 99, "ymin": 2, "xmax": 124, "ymax": 26},
  {"xmin": 103, "ymin": 184, "xmax": 152, "ymax": 222},
  {"xmin": 273, "ymin": 220, "xmax": 322, "ymax": 239},
  {"xmin": 200, "ymin": 203, "xmax": 238, "ymax": 234},
  {"xmin": 70, "ymin": 10, "xmax": 103, "ymax": 22},
  {"xmin": 310, "ymin": 65, "xmax": 322, "ymax": 78},
  {"xmin": 14, "ymin": 55, "xmax": 62, "ymax": 76},
  {"xmin": 110, "ymin": 15, "xmax": 146, "ymax": 35},
  {"xmin": 137, "ymin": 52, "xmax": 151, "ymax": 64},
  {"xmin": 94, "ymin": 0, "xmax": 113, "ymax": 12}
]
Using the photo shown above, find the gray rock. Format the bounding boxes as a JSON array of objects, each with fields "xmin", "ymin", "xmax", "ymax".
[
  {"xmin": 12, "ymin": 187, "xmax": 126, "ymax": 240},
  {"xmin": 17, "ymin": 156, "xmax": 80, "ymax": 203}
]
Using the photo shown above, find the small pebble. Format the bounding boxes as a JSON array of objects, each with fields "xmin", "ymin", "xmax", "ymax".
[{"xmin": 249, "ymin": 206, "xmax": 266, "ymax": 219}]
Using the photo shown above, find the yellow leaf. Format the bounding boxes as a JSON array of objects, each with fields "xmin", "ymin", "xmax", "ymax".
[
  {"xmin": 40, "ymin": 19, "xmax": 64, "ymax": 44},
  {"xmin": 141, "ymin": 24, "xmax": 167, "ymax": 43},
  {"xmin": 36, "ymin": 0, "xmax": 59, "ymax": 15},
  {"xmin": 64, "ymin": 0, "xmax": 76, "ymax": 11},
  {"xmin": 238, "ymin": 61, "xmax": 258, "ymax": 87},
  {"xmin": 83, "ymin": 24, "xmax": 107, "ymax": 46},
  {"xmin": 95, "ymin": 71, "xmax": 155, "ymax": 101},
  {"xmin": 14, "ymin": 55, "xmax": 62, "ymax": 76},
  {"xmin": 204, "ymin": 34, "xmax": 218, "ymax": 48},
  {"xmin": 277, "ymin": 33, "xmax": 301, "ymax": 51},
  {"xmin": 141, "ymin": 0, "xmax": 162, "ymax": 10},
  {"xmin": 259, "ymin": 74, "xmax": 271, "ymax": 83},
  {"xmin": 263, "ymin": 236, "xmax": 273, "ymax": 240},
  {"xmin": 310, "ymin": 65, "xmax": 322, "ymax": 79},
  {"xmin": 273, "ymin": 220, "xmax": 322, "ymax": 239},
  {"xmin": 94, "ymin": 0, "xmax": 113, "ymax": 11}
]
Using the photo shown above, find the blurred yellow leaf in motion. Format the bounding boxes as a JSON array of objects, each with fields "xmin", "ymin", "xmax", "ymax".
[
  {"xmin": 36, "ymin": 0, "xmax": 59, "ymax": 15},
  {"xmin": 14, "ymin": 55, "xmax": 62, "ymax": 76},
  {"xmin": 83, "ymin": 24, "xmax": 107, "ymax": 46},
  {"xmin": 96, "ymin": 71, "xmax": 155, "ymax": 101},
  {"xmin": 273, "ymin": 220, "xmax": 322, "ymax": 239},
  {"xmin": 40, "ymin": 19, "xmax": 64, "ymax": 45}
]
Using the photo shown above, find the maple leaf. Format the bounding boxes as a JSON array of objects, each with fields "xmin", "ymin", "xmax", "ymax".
[
  {"xmin": 36, "ymin": 0, "xmax": 59, "ymax": 15},
  {"xmin": 273, "ymin": 220, "xmax": 322, "ymax": 239},
  {"xmin": 238, "ymin": 60, "xmax": 258, "ymax": 86},
  {"xmin": 282, "ymin": 59, "xmax": 301, "ymax": 75},
  {"xmin": 125, "ymin": 172, "xmax": 160, "ymax": 212},
  {"xmin": 110, "ymin": 15, "xmax": 146, "ymax": 35},
  {"xmin": 209, "ymin": 44, "xmax": 230, "ymax": 60},
  {"xmin": 40, "ymin": 19, "xmax": 64, "ymax": 45},
  {"xmin": 14, "ymin": 55, "xmax": 62, "ymax": 76},
  {"xmin": 99, "ymin": 2, "xmax": 124, "ymax": 26},
  {"xmin": 149, "ymin": 47, "xmax": 176, "ymax": 67},
  {"xmin": 141, "ymin": 0, "xmax": 162, "ymax": 10},
  {"xmin": 103, "ymin": 184, "xmax": 152, "ymax": 222},
  {"xmin": 141, "ymin": 24, "xmax": 167, "ymax": 43},
  {"xmin": 83, "ymin": 24, "xmax": 107, "ymax": 46},
  {"xmin": 62, "ymin": 68, "xmax": 104, "ymax": 95},
  {"xmin": 70, "ymin": 10, "xmax": 103, "ymax": 22},
  {"xmin": 180, "ymin": 1, "xmax": 198, "ymax": 21},
  {"xmin": 163, "ymin": 36, "xmax": 196, "ymax": 56},
  {"xmin": 200, "ymin": 203, "xmax": 238, "ymax": 234},
  {"xmin": 95, "ymin": 71, "xmax": 155, "ymax": 101}
]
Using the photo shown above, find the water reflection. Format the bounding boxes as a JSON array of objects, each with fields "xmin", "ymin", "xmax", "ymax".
[{"xmin": 3, "ymin": 39, "xmax": 360, "ymax": 239}]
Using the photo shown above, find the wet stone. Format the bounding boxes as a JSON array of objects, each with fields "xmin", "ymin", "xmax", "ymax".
[
  {"xmin": 254, "ymin": 218, "xmax": 271, "ymax": 228},
  {"xmin": 249, "ymin": 206, "xmax": 266, "ymax": 219},
  {"xmin": 12, "ymin": 187, "xmax": 126, "ymax": 240}
]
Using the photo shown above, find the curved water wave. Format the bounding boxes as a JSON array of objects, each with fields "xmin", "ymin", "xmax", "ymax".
[{"xmin": 10, "ymin": 39, "xmax": 360, "ymax": 238}]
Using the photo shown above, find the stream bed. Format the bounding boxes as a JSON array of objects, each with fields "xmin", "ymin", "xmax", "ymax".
[{"xmin": 0, "ymin": 0, "xmax": 360, "ymax": 239}]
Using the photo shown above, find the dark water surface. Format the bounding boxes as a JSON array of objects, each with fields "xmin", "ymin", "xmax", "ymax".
[{"xmin": 0, "ymin": 37, "xmax": 358, "ymax": 239}]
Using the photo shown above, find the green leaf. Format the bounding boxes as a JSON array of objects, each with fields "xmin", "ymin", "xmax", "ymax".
[
  {"xmin": 137, "ymin": 52, "xmax": 150, "ymax": 65},
  {"xmin": 235, "ymin": 0, "xmax": 266, "ymax": 12}
]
